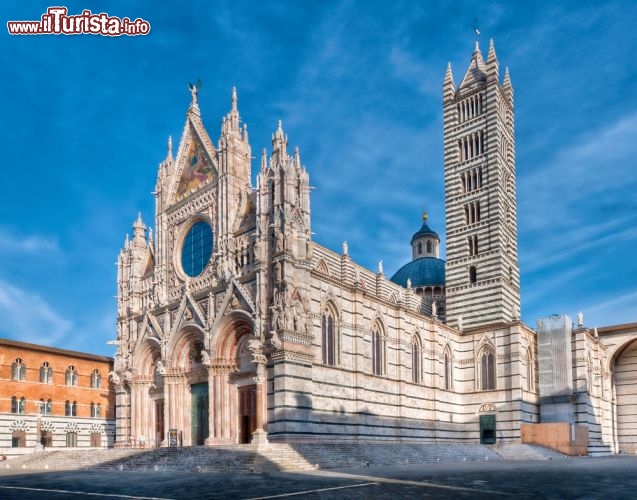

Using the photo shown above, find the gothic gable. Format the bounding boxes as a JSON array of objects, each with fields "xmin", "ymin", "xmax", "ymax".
[
  {"xmin": 169, "ymin": 118, "xmax": 218, "ymax": 204},
  {"xmin": 172, "ymin": 290, "xmax": 207, "ymax": 334},
  {"xmin": 233, "ymin": 190, "xmax": 256, "ymax": 233},
  {"xmin": 210, "ymin": 279, "xmax": 256, "ymax": 334}
]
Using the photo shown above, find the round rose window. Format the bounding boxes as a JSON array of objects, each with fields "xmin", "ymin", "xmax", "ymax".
[{"xmin": 181, "ymin": 221, "xmax": 213, "ymax": 277}]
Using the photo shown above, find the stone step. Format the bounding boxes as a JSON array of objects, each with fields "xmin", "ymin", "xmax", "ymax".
[
  {"xmin": 4, "ymin": 442, "xmax": 566, "ymax": 472},
  {"xmin": 488, "ymin": 444, "xmax": 567, "ymax": 460}
]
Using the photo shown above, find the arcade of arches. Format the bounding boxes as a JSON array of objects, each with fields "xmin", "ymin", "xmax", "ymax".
[
  {"xmin": 612, "ymin": 339, "xmax": 637, "ymax": 453},
  {"xmin": 126, "ymin": 316, "xmax": 266, "ymax": 447}
]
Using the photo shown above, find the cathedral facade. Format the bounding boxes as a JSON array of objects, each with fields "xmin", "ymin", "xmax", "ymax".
[{"xmin": 113, "ymin": 41, "xmax": 636, "ymax": 454}]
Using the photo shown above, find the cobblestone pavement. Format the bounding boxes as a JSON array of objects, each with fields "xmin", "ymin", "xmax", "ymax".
[{"xmin": 0, "ymin": 456, "xmax": 636, "ymax": 499}]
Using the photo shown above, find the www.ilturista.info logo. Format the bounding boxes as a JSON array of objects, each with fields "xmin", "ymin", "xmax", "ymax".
[{"xmin": 7, "ymin": 7, "xmax": 150, "ymax": 36}]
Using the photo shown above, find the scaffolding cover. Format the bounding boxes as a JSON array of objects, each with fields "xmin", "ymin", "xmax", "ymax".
[{"xmin": 537, "ymin": 314, "xmax": 573, "ymax": 398}]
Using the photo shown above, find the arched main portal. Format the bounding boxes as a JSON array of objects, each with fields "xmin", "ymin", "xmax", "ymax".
[
  {"xmin": 130, "ymin": 339, "xmax": 162, "ymax": 448},
  {"xmin": 165, "ymin": 327, "xmax": 207, "ymax": 446},
  {"xmin": 613, "ymin": 339, "xmax": 637, "ymax": 453},
  {"xmin": 209, "ymin": 312, "xmax": 265, "ymax": 445}
]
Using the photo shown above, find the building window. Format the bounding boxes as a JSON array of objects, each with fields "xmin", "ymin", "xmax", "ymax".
[
  {"xmin": 91, "ymin": 402, "xmax": 100, "ymax": 418},
  {"xmin": 11, "ymin": 431, "xmax": 26, "ymax": 448},
  {"xmin": 469, "ymin": 266, "xmax": 477, "ymax": 284},
  {"xmin": 40, "ymin": 398, "xmax": 52, "ymax": 415},
  {"xmin": 481, "ymin": 351, "xmax": 496, "ymax": 390},
  {"xmin": 66, "ymin": 432, "xmax": 77, "ymax": 447},
  {"xmin": 11, "ymin": 396, "xmax": 26, "ymax": 414},
  {"xmin": 40, "ymin": 362, "xmax": 53, "ymax": 384},
  {"xmin": 321, "ymin": 309, "xmax": 337, "ymax": 366},
  {"xmin": 464, "ymin": 201, "xmax": 481, "ymax": 225},
  {"xmin": 527, "ymin": 348, "xmax": 534, "ymax": 391},
  {"xmin": 65, "ymin": 400, "xmax": 77, "ymax": 417},
  {"xmin": 412, "ymin": 336, "xmax": 422, "ymax": 384},
  {"xmin": 66, "ymin": 366, "xmax": 78, "ymax": 386},
  {"xmin": 371, "ymin": 323, "xmax": 385, "ymax": 376},
  {"xmin": 417, "ymin": 242, "xmax": 422, "ymax": 255},
  {"xmin": 91, "ymin": 369, "xmax": 101, "ymax": 389},
  {"xmin": 468, "ymin": 235, "xmax": 478, "ymax": 256},
  {"xmin": 444, "ymin": 351, "xmax": 452, "ymax": 390},
  {"xmin": 181, "ymin": 220, "xmax": 214, "ymax": 278},
  {"xmin": 91, "ymin": 402, "xmax": 101, "ymax": 418},
  {"xmin": 12, "ymin": 358, "xmax": 26, "ymax": 381}
]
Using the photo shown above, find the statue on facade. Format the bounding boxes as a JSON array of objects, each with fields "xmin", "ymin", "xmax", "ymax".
[
  {"xmin": 276, "ymin": 231, "xmax": 284, "ymax": 253},
  {"xmin": 155, "ymin": 359, "xmax": 166, "ymax": 375},
  {"xmin": 432, "ymin": 301, "xmax": 437, "ymax": 318},
  {"xmin": 342, "ymin": 240, "xmax": 348, "ymax": 256},
  {"xmin": 306, "ymin": 239, "xmax": 313, "ymax": 259},
  {"xmin": 201, "ymin": 350, "xmax": 211, "ymax": 366},
  {"xmin": 109, "ymin": 371, "xmax": 121, "ymax": 385},
  {"xmin": 188, "ymin": 79, "xmax": 201, "ymax": 105},
  {"xmin": 577, "ymin": 311, "xmax": 583, "ymax": 327}
]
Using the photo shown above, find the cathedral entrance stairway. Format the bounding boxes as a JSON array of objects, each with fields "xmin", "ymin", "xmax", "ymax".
[
  {"xmin": 488, "ymin": 444, "xmax": 568, "ymax": 460},
  {"xmin": 2, "ymin": 443, "xmax": 566, "ymax": 472}
]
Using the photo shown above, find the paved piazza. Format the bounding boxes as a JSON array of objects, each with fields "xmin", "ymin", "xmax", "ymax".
[{"xmin": 0, "ymin": 456, "xmax": 636, "ymax": 499}]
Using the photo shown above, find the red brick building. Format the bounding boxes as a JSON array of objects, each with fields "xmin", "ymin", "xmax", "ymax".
[{"xmin": 0, "ymin": 339, "xmax": 115, "ymax": 455}]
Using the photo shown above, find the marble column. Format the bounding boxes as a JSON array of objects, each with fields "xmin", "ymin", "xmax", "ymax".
[
  {"xmin": 115, "ymin": 387, "xmax": 129, "ymax": 447},
  {"xmin": 129, "ymin": 382, "xmax": 139, "ymax": 447},
  {"xmin": 205, "ymin": 366, "xmax": 216, "ymax": 445},
  {"xmin": 251, "ymin": 363, "xmax": 269, "ymax": 445}
]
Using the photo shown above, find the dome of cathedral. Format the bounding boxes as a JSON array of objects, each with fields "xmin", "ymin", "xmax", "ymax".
[
  {"xmin": 390, "ymin": 257, "xmax": 446, "ymax": 288},
  {"xmin": 410, "ymin": 220, "xmax": 439, "ymax": 244}
]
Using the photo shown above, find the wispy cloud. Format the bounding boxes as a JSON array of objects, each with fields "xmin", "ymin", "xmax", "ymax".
[
  {"xmin": 0, "ymin": 280, "xmax": 73, "ymax": 346},
  {"xmin": 0, "ymin": 227, "xmax": 60, "ymax": 254},
  {"xmin": 583, "ymin": 290, "xmax": 637, "ymax": 327},
  {"xmin": 519, "ymin": 111, "xmax": 637, "ymax": 270}
]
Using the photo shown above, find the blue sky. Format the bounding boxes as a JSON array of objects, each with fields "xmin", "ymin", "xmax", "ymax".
[{"xmin": 1, "ymin": 1, "xmax": 636, "ymax": 356}]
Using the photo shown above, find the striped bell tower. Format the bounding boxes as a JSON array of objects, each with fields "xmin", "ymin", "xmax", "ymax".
[{"xmin": 443, "ymin": 39, "xmax": 520, "ymax": 330}]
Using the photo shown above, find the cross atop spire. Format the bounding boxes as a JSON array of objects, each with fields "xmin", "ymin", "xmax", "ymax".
[{"xmin": 472, "ymin": 18, "xmax": 481, "ymax": 41}]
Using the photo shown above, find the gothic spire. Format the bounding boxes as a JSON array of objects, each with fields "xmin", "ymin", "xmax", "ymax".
[
  {"xmin": 224, "ymin": 86, "xmax": 240, "ymax": 134},
  {"xmin": 133, "ymin": 212, "xmax": 145, "ymax": 230},
  {"xmin": 486, "ymin": 38, "xmax": 499, "ymax": 80},
  {"xmin": 294, "ymin": 146, "xmax": 301, "ymax": 169},
  {"xmin": 260, "ymin": 148, "xmax": 268, "ymax": 171},
  {"xmin": 443, "ymin": 62, "xmax": 456, "ymax": 100},
  {"xmin": 486, "ymin": 38, "xmax": 497, "ymax": 64},
  {"xmin": 132, "ymin": 213, "xmax": 147, "ymax": 247},
  {"xmin": 503, "ymin": 67, "xmax": 512, "ymax": 88},
  {"xmin": 272, "ymin": 120, "xmax": 288, "ymax": 157},
  {"xmin": 459, "ymin": 40, "xmax": 487, "ymax": 89}
]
